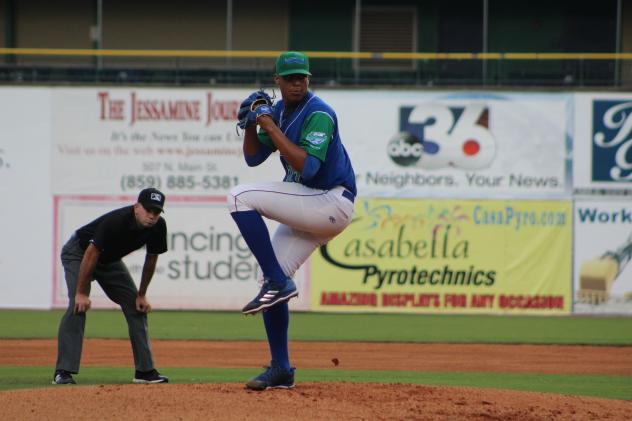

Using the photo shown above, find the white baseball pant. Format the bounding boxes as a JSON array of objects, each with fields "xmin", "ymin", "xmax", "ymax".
[{"xmin": 228, "ymin": 182, "xmax": 355, "ymax": 278}]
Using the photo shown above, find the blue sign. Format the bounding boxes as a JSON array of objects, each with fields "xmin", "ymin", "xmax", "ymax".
[{"xmin": 592, "ymin": 100, "xmax": 632, "ymax": 182}]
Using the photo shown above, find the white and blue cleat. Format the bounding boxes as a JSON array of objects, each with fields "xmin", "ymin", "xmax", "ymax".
[
  {"xmin": 246, "ymin": 361, "xmax": 295, "ymax": 390},
  {"xmin": 242, "ymin": 278, "xmax": 298, "ymax": 315}
]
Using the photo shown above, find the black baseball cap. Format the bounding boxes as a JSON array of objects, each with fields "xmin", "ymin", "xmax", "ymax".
[{"xmin": 138, "ymin": 188, "xmax": 166, "ymax": 213}]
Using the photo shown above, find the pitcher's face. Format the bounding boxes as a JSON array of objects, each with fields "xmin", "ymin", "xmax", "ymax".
[{"xmin": 275, "ymin": 73, "xmax": 309, "ymax": 106}]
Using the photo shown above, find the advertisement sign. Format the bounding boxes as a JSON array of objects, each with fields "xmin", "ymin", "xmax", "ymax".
[
  {"xmin": 52, "ymin": 195, "xmax": 310, "ymax": 311},
  {"xmin": 0, "ymin": 87, "xmax": 580, "ymax": 313},
  {"xmin": 51, "ymin": 88, "xmax": 282, "ymax": 195},
  {"xmin": 574, "ymin": 199, "xmax": 632, "ymax": 314},
  {"xmin": 49, "ymin": 87, "xmax": 304, "ymax": 310},
  {"xmin": 574, "ymin": 93, "xmax": 632, "ymax": 193},
  {"xmin": 323, "ymin": 91, "xmax": 571, "ymax": 199},
  {"xmin": 0, "ymin": 88, "xmax": 53, "ymax": 308},
  {"xmin": 311, "ymin": 198, "xmax": 572, "ymax": 315}
]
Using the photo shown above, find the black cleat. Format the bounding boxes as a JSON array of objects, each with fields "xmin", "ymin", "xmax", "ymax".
[
  {"xmin": 133, "ymin": 369, "xmax": 169, "ymax": 384},
  {"xmin": 52, "ymin": 370, "xmax": 76, "ymax": 385}
]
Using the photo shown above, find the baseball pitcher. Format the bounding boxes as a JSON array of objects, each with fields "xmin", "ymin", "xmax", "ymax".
[{"xmin": 229, "ymin": 51, "xmax": 356, "ymax": 390}]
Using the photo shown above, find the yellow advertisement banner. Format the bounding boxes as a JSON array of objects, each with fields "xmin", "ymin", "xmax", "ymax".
[{"xmin": 311, "ymin": 198, "xmax": 572, "ymax": 314}]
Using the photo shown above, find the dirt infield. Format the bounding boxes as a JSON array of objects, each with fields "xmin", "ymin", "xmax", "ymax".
[{"xmin": 1, "ymin": 339, "xmax": 631, "ymax": 420}]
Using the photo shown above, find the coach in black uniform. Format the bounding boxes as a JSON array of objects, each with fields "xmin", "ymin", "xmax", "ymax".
[{"xmin": 53, "ymin": 188, "xmax": 169, "ymax": 385}]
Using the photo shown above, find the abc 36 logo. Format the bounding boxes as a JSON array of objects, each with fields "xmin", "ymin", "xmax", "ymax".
[{"xmin": 388, "ymin": 104, "xmax": 496, "ymax": 170}]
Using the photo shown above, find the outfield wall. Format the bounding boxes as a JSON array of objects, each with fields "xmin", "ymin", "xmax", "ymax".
[{"xmin": 0, "ymin": 87, "xmax": 630, "ymax": 314}]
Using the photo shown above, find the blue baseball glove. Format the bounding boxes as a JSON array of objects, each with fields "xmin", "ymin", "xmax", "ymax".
[
  {"xmin": 237, "ymin": 90, "xmax": 274, "ymax": 130},
  {"xmin": 252, "ymin": 103, "xmax": 274, "ymax": 120}
]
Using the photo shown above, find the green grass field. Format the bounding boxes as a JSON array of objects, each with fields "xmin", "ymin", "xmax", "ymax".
[{"xmin": 1, "ymin": 310, "xmax": 631, "ymax": 399}]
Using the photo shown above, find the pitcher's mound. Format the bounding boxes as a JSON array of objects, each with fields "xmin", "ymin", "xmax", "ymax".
[{"xmin": 2, "ymin": 382, "xmax": 631, "ymax": 421}]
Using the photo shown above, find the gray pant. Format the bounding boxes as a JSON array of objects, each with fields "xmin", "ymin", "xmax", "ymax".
[{"xmin": 55, "ymin": 235, "xmax": 155, "ymax": 374}]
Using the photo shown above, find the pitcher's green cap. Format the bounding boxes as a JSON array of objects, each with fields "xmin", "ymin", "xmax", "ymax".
[{"xmin": 276, "ymin": 51, "xmax": 311, "ymax": 76}]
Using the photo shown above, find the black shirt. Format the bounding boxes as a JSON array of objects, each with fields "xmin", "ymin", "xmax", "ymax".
[{"xmin": 75, "ymin": 205, "xmax": 168, "ymax": 264}]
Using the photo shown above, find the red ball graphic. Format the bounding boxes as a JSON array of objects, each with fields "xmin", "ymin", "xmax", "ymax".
[{"xmin": 463, "ymin": 139, "xmax": 480, "ymax": 156}]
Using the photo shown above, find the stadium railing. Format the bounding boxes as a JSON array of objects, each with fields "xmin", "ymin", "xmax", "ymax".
[{"xmin": 1, "ymin": 48, "xmax": 631, "ymax": 88}]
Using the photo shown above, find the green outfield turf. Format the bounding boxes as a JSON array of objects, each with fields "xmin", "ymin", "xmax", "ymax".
[
  {"xmin": 1, "ymin": 310, "xmax": 630, "ymax": 400},
  {"xmin": 0, "ymin": 309, "xmax": 631, "ymax": 344},
  {"xmin": 1, "ymin": 366, "xmax": 631, "ymax": 400}
]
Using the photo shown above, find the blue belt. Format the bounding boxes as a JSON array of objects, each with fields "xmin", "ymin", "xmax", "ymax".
[{"xmin": 342, "ymin": 189, "xmax": 355, "ymax": 203}]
